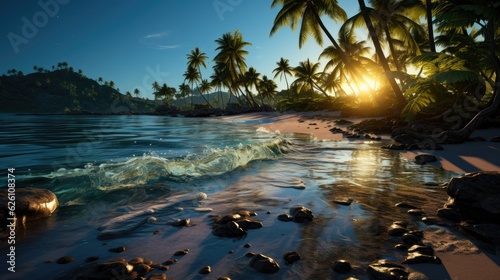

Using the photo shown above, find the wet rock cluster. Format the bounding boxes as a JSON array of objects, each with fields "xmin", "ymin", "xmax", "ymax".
[
  {"xmin": 277, "ymin": 205, "xmax": 314, "ymax": 223},
  {"xmin": 437, "ymin": 171, "xmax": 500, "ymax": 252},
  {"xmin": 70, "ymin": 257, "xmax": 168, "ymax": 280},
  {"xmin": 211, "ymin": 210, "xmax": 262, "ymax": 237}
]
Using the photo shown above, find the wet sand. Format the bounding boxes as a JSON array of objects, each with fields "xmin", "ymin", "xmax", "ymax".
[{"xmin": 225, "ymin": 111, "xmax": 500, "ymax": 280}]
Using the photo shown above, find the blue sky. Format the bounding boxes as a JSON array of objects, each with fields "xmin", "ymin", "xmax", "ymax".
[{"xmin": 1, "ymin": 0, "xmax": 360, "ymax": 100}]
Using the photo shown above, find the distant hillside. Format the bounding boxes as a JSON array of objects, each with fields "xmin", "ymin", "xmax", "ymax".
[{"xmin": 0, "ymin": 69, "xmax": 157, "ymax": 113}]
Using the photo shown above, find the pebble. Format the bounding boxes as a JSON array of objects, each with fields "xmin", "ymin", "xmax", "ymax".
[
  {"xmin": 332, "ymin": 259, "xmax": 351, "ymax": 273},
  {"xmin": 108, "ymin": 246, "xmax": 126, "ymax": 253},
  {"xmin": 199, "ymin": 265, "xmax": 211, "ymax": 274},
  {"xmin": 56, "ymin": 256, "xmax": 74, "ymax": 264},
  {"xmin": 283, "ymin": 251, "xmax": 301, "ymax": 265},
  {"xmin": 174, "ymin": 249, "xmax": 189, "ymax": 256}
]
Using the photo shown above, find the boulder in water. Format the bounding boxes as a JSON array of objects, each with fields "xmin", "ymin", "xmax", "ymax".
[
  {"xmin": 0, "ymin": 187, "xmax": 58, "ymax": 229},
  {"xmin": 367, "ymin": 259, "xmax": 408, "ymax": 280}
]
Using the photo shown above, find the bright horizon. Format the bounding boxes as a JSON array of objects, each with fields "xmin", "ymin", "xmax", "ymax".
[{"xmin": 1, "ymin": 1, "xmax": 361, "ymax": 100}]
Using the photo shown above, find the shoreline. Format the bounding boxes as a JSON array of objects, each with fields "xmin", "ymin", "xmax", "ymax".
[{"xmin": 222, "ymin": 111, "xmax": 500, "ymax": 174}]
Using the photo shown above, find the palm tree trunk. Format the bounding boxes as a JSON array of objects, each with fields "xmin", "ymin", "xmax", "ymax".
[
  {"xmin": 384, "ymin": 26, "xmax": 402, "ymax": 73},
  {"xmin": 426, "ymin": 0, "xmax": 436, "ymax": 53},
  {"xmin": 358, "ymin": 0, "xmax": 406, "ymax": 110}
]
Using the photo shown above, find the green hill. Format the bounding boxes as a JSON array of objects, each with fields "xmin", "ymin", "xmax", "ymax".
[{"xmin": 0, "ymin": 69, "xmax": 157, "ymax": 114}]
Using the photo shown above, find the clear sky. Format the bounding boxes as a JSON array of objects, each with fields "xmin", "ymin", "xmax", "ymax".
[{"xmin": 1, "ymin": 0, "xmax": 360, "ymax": 100}]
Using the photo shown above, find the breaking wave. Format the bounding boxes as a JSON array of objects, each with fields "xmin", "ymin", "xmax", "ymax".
[{"xmin": 85, "ymin": 138, "xmax": 293, "ymax": 190}]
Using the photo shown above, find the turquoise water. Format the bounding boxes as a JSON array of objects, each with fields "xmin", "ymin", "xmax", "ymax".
[{"xmin": 0, "ymin": 114, "xmax": 459, "ymax": 279}]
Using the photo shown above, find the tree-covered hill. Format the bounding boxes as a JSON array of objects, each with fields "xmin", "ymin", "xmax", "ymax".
[{"xmin": 0, "ymin": 68, "xmax": 157, "ymax": 114}]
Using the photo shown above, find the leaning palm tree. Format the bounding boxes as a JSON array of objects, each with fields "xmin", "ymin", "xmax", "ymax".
[
  {"xmin": 214, "ymin": 30, "xmax": 257, "ymax": 108},
  {"xmin": 357, "ymin": 0, "xmax": 407, "ymax": 108}
]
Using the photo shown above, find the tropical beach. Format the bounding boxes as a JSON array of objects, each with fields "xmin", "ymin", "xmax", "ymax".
[{"xmin": 1, "ymin": 0, "xmax": 500, "ymax": 279}]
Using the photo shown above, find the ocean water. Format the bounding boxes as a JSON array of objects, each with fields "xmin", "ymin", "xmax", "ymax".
[{"xmin": 0, "ymin": 114, "xmax": 459, "ymax": 279}]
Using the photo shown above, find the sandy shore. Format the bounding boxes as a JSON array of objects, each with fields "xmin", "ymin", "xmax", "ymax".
[
  {"xmin": 223, "ymin": 111, "xmax": 500, "ymax": 280},
  {"xmin": 223, "ymin": 111, "xmax": 500, "ymax": 173}
]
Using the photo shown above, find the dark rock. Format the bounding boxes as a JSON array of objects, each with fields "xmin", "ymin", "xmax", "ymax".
[
  {"xmin": 56, "ymin": 256, "xmax": 74, "ymax": 264},
  {"xmin": 445, "ymin": 171, "xmax": 500, "ymax": 223},
  {"xmin": 246, "ymin": 252, "xmax": 256, "ymax": 257},
  {"xmin": 335, "ymin": 119, "xmax": 353, "ymax": 125},
  {"xmin": 199, "ymin": 265, "xmax": 211, "ymax": 274},
  {"xmin": 128, "ymin": 257, "xmax": 144, "ymax": 265},
  {"xmin": 393, "ymin": 221, "xmax": 409, "ymax": 227},
  {"xmin": 394, "ymin": 244, "xmax": 407, "ymax": 250},
  {"xmin": 283, "ymin": 251, "xmax": 301, "ymax": 265},
  {"xmin": 289, "ymin": 205, "xmax": 314, "ymax": 223},
  {"xmin": 415, "ymin": 154, "xmax": 437, "ymax": 165},
  {"xmin": 395, "ymin": 202, "xmax": 417, "ymax": 209},
  {"xmin": 250, "ymin": 254, "xmax": 280, "ymax": 273},
  {"xmin": 236, "ymin": 219, "xmax": 263, "ymax": 230},
  {"xmin": 407, "ymin": 209, "xmax": 424, "ymax": 216},
  {"xmin": 162, "ymin": 259, "xmax": 178, "ymax": 265},
  {"xmin": 332, "ymin": 260, "xmax": 351, "ymax": 274},
  {"xmin": 437, "ymin": 208, "xmax": 464, "ymax": 222},
  {"xmin": 170, "ymin": 218, "xmax": 190, "ymax": 227},
  {"xmin": 219, "ymin": 214, "xmax": 242, "ymax": 224},
  {"xmin": 92, "ymin": 260, "xmax": 134, "ymax": 278},
  {"xmin": 388, "ymin": 224, "xmax": 408, "ymax": 236},
  {"xmin": 218, "ymin": 277, "xmax": 231, "ymax": 280},
  {"xmin": 458, "ymin": 223, "xmax": 500, "ymax": 245},
  {"xmin": 332, "ymin": 198, "xmax": 353, "ymax": 206},
  {"xmin": 277, "ymin": 214, "xmax": 293, "ymax": 222},
  {"xmin": 403, "ymin": 253, "xmax": 441, "ymax": 264},
  {"xmin": 108, "ymin": 246, "xmax": 126, "ymax": 253},
  {"xmin": 394, "ymin": 134, "xmax": 416, "ymax": 145},
  {"xmin": 174, "ymin": 249, "xmax": 189, "ymax": 256},
  {"xmin": 244, "ymin": 243, "xmax": 251, "ymax": 248},
  {"xmin": 367, "ymin": 259, "xmax": 408, "ymax": 280},
  {"xmin": 85, "ymin": 256, "xmax": 99, "ymax": 262},
  {"xmin": 381, "ymin": 143, "xmax": 405, "ymax": 150},
  {"xmin": 408, "ymin": 245, "xmax": 434, "ymax": 255},
  {"xmin": 402, "ymin": 233, "xmax": 421, "ymax": 245},
  {"xmin": 421, "ymin": 216, "xmax": 439, "ymax": 225},
  {"xmin": 491, "ymin": 136, "xmax": 500, "ymax": 142},
  {"xmin": 147, "ymin": 274, "xmax": 167, "ymax": 280},
  {"xmin": 0, "ymin": 187, "xmax": 58, "ymax": 229},
  {"xmin": 133, "ymin": 263, "xmax": 153, "ymax": 276},
  {"xmin": 213, "ymin": 221, "xmax": 246, "ymax": 237}
]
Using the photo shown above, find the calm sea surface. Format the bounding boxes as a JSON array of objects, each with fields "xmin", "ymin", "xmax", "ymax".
[{"xmin": 0, "ymin": 113, "xmax": 459, "ymax": 279}]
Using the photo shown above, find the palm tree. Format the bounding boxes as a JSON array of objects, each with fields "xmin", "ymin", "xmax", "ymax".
[
  {"xmin": 343, "ymin": 0, "xmax": 425, "ymax": 72},
  {"xmin": 320, "ymin": 28, "xmax": 375, "ymax": 96},
  {"xmin": 358, "ymin": 0, "xmax": 406, "ymax": 108},
  {"xmin": 98, "ymin": 77, "xmax": 103, "ymax": 84},
  {"xmin": 425, "ymin": 0, "xmax": 436, "ymax": 53},
  {"xmin": 178, "ymin": 83, "xmax": 191, "ymax": 101},
  {"xmin": 199, "ymin": 79, "xmax": 213, "ymax": 107},
  {"xmin": 183, "ymin": 66, "xmax": 201, "ymax": 110},
  {"xmin": 273, "ymin": 58, "xmax": 293, "ymax": 90},
  {"xmin": 133, "ymin": 88, "xmax": 140, "ymax": 97},
  {"xmin": 292, "ymin": 59, "xmax": 328, "ymax": 96},
  {"xmin": 187, "ymin": 47, "xmax": 209, "ymax": 79},
  {"xmin": 259, "ymin": 75, "xmax": 278, "ymax": 107},
  {"xmin": 270, "ymin": 0, "xmax": 372, "ymax": 99},
  {"xmin": 214, "ymin": 30, "xmax": 257, "ymax": 108}
]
